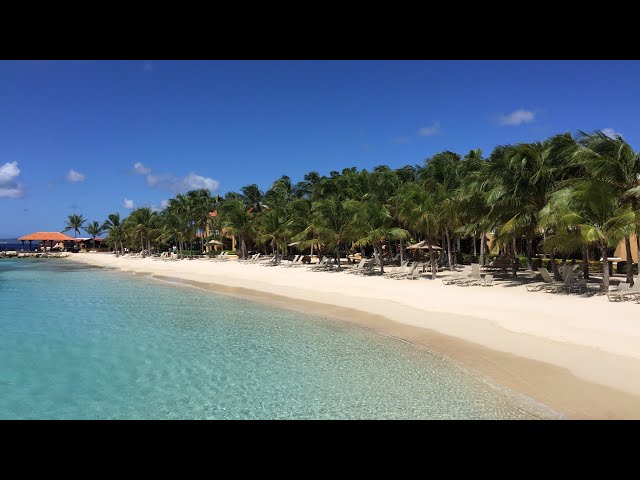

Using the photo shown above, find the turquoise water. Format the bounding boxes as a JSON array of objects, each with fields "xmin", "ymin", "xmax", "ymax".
[{"xmin": 0, "ymin": 259, "xmax": 550, "ymax": 419}]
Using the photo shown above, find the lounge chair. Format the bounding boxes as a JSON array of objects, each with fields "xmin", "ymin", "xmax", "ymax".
[
  {"xmin": 384, "ymin": 261, "xmax": 409, "ymax": 278},
  {"xmin": 310, "ymin": 257, "xmax": 330, "ymax": 270},
  {"xmin": 210, "ymin": 251, "xmax": 227, "ymax": 261},
  {"xmin": 480, "ymin": 274, "xmax": 494, "ymax": 286},
  {"xmin": 442, "ymin": 266, "xmax": 471, "ymax": 285},
  {"xmin": 405, "ymin": 262, "xmax": 423, "ymax": 280},
  {"xmin": 622, "ymin": 278, "xmax": 640, "ymax": 300},
  {"xmin": 359, "ymin": 261, "xmax": 378, "ymax": 276},
  {"xmin": 345, "ymin": 258, "xmax": 367, "ymax": 274},
  {"xmin": 607, "ymin": 282, "xmax": 636, "ymax": 302},
  {"xmin": 544, "ymin": 270, "xmax": 575, "ymax": 293},
  {"xmin": 391, "ymin": 262, "xmax": 419, "ymax": 280},
  {"xmin": 526, "ymin": 267, "xmax": 557, "ymax": 291},
  {"xmin": 458, "ymin": 264, "xmax": 482, "ymax": 286},
  {"xmin": 282, "ymin": 255, "xmax": 304, "ymax": 268},
  {"xmin": 262, "ymin": 255, "xmax": 283, "ymax": 266}
]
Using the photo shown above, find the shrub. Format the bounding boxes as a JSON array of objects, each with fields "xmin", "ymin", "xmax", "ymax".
[
  {"xmin": 461, "ymin": 254, "xmax": 478, "ymax": 264},
  {"xmin": 615, "ymin": 261, "xmax": 638, "ymax": 275}
]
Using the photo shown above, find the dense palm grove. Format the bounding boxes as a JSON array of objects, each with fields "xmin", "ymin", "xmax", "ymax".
[{"xmin": 69, "ymin": 131, "xmax": 640, "ymax": 292}]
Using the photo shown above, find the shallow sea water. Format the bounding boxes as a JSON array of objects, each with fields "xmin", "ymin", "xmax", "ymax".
[{"xmin": 0, "ymin": 259, "xmax": 554, "ymax": 419}]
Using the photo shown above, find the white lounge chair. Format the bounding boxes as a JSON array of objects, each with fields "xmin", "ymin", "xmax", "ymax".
[
  {"xmin": 384, "ymin": 260, "xmax": 409, "ymax": 278},
  {"xmin": 458, "ymin": 264, "xmax": 482, "ymax": 286},
  {"xmin": 442, "ymin": 266, "xmax": 471, "ymax": 285},
  {"xmin": 526, "ymin": 267, "xmax": 557, "ymax": 291},
  {"xmin": 544, "ymin": 269, "xmax": 574, "ymax": 293},
  {"xmin": 310, "ymin": 257, "xmax": 330, "ymax": 270},
  {"xmin": 392, "ymin": 262, "xmax": 419, "ymax": 280},
  {"xmin": 480, "ymin": 274, "xmax": 494, "ymax": 286},
  {"xmin": 282, "ymin": 255, "xmax": 304, "ymax": 267},
  {"xmin": 608, "ymin": 282, "xmax": 635, "ymax": 302},
  {"xmin": 346, "ymin": 258, "xmax": 367, "ymax": 274}
]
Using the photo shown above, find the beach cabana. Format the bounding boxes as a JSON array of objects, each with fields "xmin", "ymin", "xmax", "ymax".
[
  {"xmin": 18, "ymin": 232, "xmax": 75, "ymax": 252},
  {"xmin": 406, "ymin": 241, "xmax": 442, "ymax": 250}
]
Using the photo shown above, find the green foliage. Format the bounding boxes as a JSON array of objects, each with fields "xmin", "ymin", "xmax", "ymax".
[{"xmin": 90, "ymin": 129, "xmax": 639, "ymax": 278}]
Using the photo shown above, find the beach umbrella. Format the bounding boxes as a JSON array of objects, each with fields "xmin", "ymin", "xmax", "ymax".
[
  {"xmin": 208, "ymin": 239, "xmax": 223, "ymax": 245},
  {"xmin": 407, "ymin": 240, "xmax": 442, "ymax": 250}
]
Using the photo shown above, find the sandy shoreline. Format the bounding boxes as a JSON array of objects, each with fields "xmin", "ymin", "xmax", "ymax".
[{"xmin": 67, "ymin": 253, "xmax": 640, "ymax": 419}]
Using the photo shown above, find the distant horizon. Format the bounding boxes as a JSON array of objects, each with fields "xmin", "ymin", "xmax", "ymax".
[{"xmin": 2, "ymin": 60, "xmax": 638, "ymax": 237}]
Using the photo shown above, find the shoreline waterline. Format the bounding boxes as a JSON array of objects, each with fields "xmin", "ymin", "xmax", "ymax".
[{"xmin": 68, "ymin": 254, "xmax": 640, "ymax": 419}]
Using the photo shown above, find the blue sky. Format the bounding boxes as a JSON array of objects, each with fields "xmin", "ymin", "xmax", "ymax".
[{"xmin": 1, "ymin": 60, "xmax": 639, "ymax": 237}]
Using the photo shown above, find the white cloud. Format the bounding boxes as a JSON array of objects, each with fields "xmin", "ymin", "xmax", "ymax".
[
  {"xmin": 602, "ymin": 128, "xmax": 623, "ymax": 139},
  {"xmin": 418, "ymin": 122, "xmax": 441, "ymax": 136},
  {"xmin": 123, "ymin": 198, "xmax": 135, "ymax": 210},
  {"xmin": 66, "ymin": 169, "xmax": 85, "ymax": 182},
  {"xmin": 173, "ymin": 173, "xmax": 219, "ymax": 192},
  {"xmin": 133, "ymin": 162, "xmax": 151, "ymax": 174},
  {"xmin": 145, "ymin": 172, "xmax": 219, "ymax": 193},
  {"xmin": 146, "ymin": 173, "xmax": 171, "ymax": 188},
  {"xmin": 0, "ymin": 161, "xmax": 25, "ymax": 198},
  {"xmin": 499, "ymin": 109, "xmax": 535, "ymax": 126},
  {"xmin": 160, "ymin": 199, "xmax": 169, "ymax": 208}
]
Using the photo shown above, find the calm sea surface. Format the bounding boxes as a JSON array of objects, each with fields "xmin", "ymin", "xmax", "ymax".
[{"xmin": 0, "ymin": 259, "xmax": 553, "ymax": 419}]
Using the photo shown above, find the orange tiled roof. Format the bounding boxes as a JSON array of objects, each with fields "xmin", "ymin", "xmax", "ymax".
[{"xmin": 18, "ymin": 232, "xmax": 75, "ymax": 241}]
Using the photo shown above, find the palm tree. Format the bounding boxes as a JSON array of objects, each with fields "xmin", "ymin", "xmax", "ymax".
[
  {"xmin": 186, "ymin": 189, "xmax": 217, "ymax": 255},
  {"xmin": 392, "ymin": 182, "xmax": 441, "ymax": 279},
  {"xmin": 419, "ymin": 152, "xmax": 464, "ymax": 271},
  {"xmin": 348, "ymin": 199, "xmax": 409, "ymax": 274},
  {"xmin": 256, "ymin": 206, "xmax": 291, "ymax": 257},
  {"xmin": 240, "ymin": 184, "xmax": 265, "ymax": 213},
  {"xmin": 84, "ymin": 221, "xmax": 103, "ymax": 250},
  {"xmin": 310, "ymin": 195, "xmax": 353, "ymax": 271},
  {"xmin": 63, "ymin": 213, "xmax": 86, "ymax": 240},
  {"xmin": 166, "ymin": 193, "xmax": 197, "ymax": 258},
  {"xmin": 101, "ymin": 213, "xmax": 124, "ymax": 255},
  {"xmin": 124, "ymin": 207, "xmax": 156, "ymax": 257},
  {"xmin": 545, "ymin": 180, "xmax": 634, "ymax": 292},
  {"xmin": 574, "ymin": 130, "xmax": 640, "ymax": 284},
  {"xmin": 220, "ymin": 199, "xmax": 254, "ymax": 259}
]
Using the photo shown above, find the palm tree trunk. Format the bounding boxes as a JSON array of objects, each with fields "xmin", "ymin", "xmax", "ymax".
[
  {"xmin": 472, "ymin": 232, "xmax": 477, "ymax": 257},
  {"xmin": 582, "ymin": 245, "xmax": 589, "ymax": 280},
  {"xmin": 399, "ymin": 238, "xmax": 405, "ymax": 264},
  {"xmin": 625, "ymin": 236, "xmax": 633, "ymax": 285},
  {"xmin": 429, "ymin": 241, "xmax": 437, "ymax": 280},
  {"xmin": 526, "ymin": 237, "xmax": 533, "ymax": 270},
  {"xmin": 140, "ymin": 233, "xmax": 145, "ymax": 257},
  {"xmin": 336, "ymin": 243, "xmax": 341, "ymax": 271},
  {"xmin": 445, "ymin": 230, "xmax": 454, "ymax": 272},
  {"xmin": 240, "ymin": 236, "xmax": 247, "ymax": 260},
  {"xmin": 511, "ymin": 238, "xmax": 517, "ymax": 277},
  {"xmin": 377, "ymin": 243, "xmax": 384, "ymax": 274},
  {"xmin": 479, "ymin": 232, "xmax": 485, "ymax": 265},
  {"xmin": 601, "ymin": 245, "xmax": 610, "ymax": 292},
  {"xmin": 549, "ymin": 251, "xmax": 561, "ymax": 280}
]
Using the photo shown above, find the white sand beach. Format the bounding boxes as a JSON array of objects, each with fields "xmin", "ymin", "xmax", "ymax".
[{"xmin": 69, "ymin": 253, "xmax": 640, "ymax": 419}]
